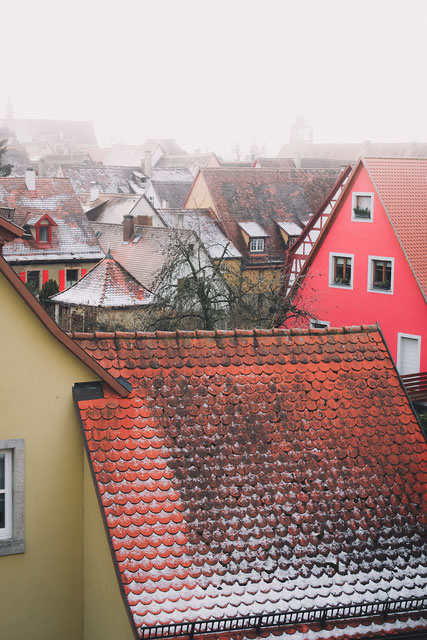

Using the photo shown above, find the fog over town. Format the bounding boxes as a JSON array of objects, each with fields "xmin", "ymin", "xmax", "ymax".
[{"xmin": 2, "ymin": 0, "xmax": 427, "ymax": 156}]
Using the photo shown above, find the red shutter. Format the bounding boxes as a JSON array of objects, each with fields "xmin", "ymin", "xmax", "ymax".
[
  {"xmin": 59, "ymin": 269, "xmax": 65, "ymax": 292},
  {"xmin": 19, "ymin": 271, "xmax": 26, "ymax": 283},
  {"xmin": 81, "ymin": 268, "xmax": 87, "ymax": 278},
  {"xmin": 43, "ymin": 270, "xmax": 49, "ymax": 284}
]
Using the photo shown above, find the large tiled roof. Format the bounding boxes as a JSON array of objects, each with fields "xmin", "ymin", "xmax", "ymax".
[
  {"xmin": 199, "ymin": 168, "xmax": 342, "ymax": 263},
  {"xmin": 73, "ymin": 326, "xmax": 427, "ymax": 639},
  {"xmin": 91, "ymin": 223, "xmax": 180, "ymax": 289},
  {"xmin": 363, "ymin": 157, "xmax": 427, "ymax": 300},
  {"xmin": 58, "ymin": 164, "xmax": 145, "ymax": 195},
  {"xmin": 0, "ymin": 177, "xmax": 104, "ymax": 263},
  {"xmin": 154, "ymin": 154, "xmax": 219, "ymax": 171},
  {"xmin": 51, "ymin": 253, "xmax": 153, "ymax": 307},
  {"xmin": 255, "ymin": 157, "xmax": 345, "ymax": 169}
]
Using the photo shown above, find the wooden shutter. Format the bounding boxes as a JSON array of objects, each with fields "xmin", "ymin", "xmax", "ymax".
[
  {"xmin": 59, "ymin": 269, "xmax": 65, "ymax": 292},
  {"xmin": 81, "ymin": 269, "xmax": 87, "ymax": 277},
  {"xmin": 19, "ymin": 271, "xmax": 26, "ymax": 283},
  {"xmin": 43, "ymin": 270, "xmax": 49, "ymax": 284}
]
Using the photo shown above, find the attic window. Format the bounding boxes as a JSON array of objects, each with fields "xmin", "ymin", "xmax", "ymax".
[
  {"xmin": 95, "ymin": 231, "xmax": 102, "ymax": 239},
  {"xmin": 288, "ymin": 236, "xmax": 298, "ymax": 247},
  {"xmin": 133, "ymin": 234, "xmax": 142, "ymax": 244},
  {"xmin": 249, "ymin": 238, "xmax": 265, "ymax": 253},
  {"xmin": 352, "ymin": 192, "xmax": 373, "ymax": 221},
  {"xmin": 37, "ymin": 224, "xmax": 50, "ymax": 243}
]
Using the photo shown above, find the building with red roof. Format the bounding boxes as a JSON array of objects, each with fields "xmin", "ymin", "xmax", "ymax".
[
  {"xmin": 73, "ymin": 325, "xmax": 427, "ymax": 640},
  {"xmin": 0, "ymin": 169, "xmax": 104, "ymax": 292},
  {"xmin": 284, "ymin": 157, "xmax": 427, "ymax": 401},
  {"xmin": 1, "ymin": 212, "xmax": 426, "ymax": 640}
]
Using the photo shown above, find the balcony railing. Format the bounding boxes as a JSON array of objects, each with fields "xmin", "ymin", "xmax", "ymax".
[
  {"xmin": 401, "ymin": 371, "xmax": 427, "ymax": 403},
  {"xmin": 141, "ymin": 596, "xmax": 427, "ymax": 640}
]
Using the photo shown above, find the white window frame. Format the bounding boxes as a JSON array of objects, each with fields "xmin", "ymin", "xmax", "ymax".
[
  {"xmin": 309, "ymin": 319, "xmax": 330, "ymax": 329},
  {"xmin": 0, "ymin": 450, "xmax": 12, "ymax": 540},
  {"xmin": 329, "ymin": 252, "xmax": 354, "ymax": 290},
  {"xmin": 351, "ymin": 191, "xmax": 374, "ymax": 222},
  {"xmin": 367, "ymin": 256, "xmax": 395, "ymax": 294},
  {"xmin": 397, "ymin": 333, "xmax": 421, "ymax": 375},
  {"xmin": 249, "ymin": 237, "xmax": 265, "ymax": 253},
  {"xmin": 0, "ymin": 439, "xmax": 25, "ymax": 556}
]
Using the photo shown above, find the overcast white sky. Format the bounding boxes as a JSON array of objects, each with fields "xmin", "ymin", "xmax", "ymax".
[{"xmin": 2, "ymin": 0, "xmax": 427, "ymax": 157}]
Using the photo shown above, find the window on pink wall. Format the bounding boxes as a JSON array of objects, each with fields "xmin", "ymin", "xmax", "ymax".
[{"xmin": 329, "ymin": 253, "xmax": 353, "ymax": 288}]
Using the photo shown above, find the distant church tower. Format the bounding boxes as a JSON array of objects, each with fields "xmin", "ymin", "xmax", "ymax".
[
  {"xmin": 290, "ymin": 114, "xmax": 313, "ymax": 147},
  {"xmin": 5, "ymin": 96, "xmax": 13, "ymax": 122}
]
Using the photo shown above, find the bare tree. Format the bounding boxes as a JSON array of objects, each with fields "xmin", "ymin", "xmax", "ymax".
[{"xmin": 143, "ymin": 224, "xmax": 316, "ymax": 331}]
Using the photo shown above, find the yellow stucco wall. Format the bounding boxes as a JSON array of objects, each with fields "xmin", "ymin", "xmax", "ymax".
[
  {"xmin": 10, "ymin": 261, "xmax": 99, "ymax": 289},
  {"xmin": 83, "ymin": 455, "xmax": 136, "ymax": 640},
  {"xmin": 185, "ymin": 172, "xmax": 216, "ymax": 212},
  {"xmin": 0, "ymin": 271, "xmax": 132, "ymax": 639}
]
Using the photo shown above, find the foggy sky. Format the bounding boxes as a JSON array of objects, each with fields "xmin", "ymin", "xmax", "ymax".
[{"xmin": 3, "ymin": 0, "xmax": 427, "ymax": 157}]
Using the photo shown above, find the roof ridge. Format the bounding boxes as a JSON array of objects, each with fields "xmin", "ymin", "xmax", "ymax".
[{"xmin": 69, "ymin": 324, "xmax": 378, "ymax": 341}]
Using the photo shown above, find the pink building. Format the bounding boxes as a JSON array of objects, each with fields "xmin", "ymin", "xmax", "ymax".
[{"xmin": 285, "ymin": 157, "xmax": 427, "ymax": 381}]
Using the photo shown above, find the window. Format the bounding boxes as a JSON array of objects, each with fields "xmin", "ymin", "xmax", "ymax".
[
  {"xmin": 38, "ymin": 224, "xmax": 50, "ymax": 243},
  {"xmin": 329, "ymin": 253, "xmax": 353, "ymax": 288},
  {"xmin": 288, "ymin": 236, "xmax": 298, "ymax": 247},
  {"xmin": 0, "ymin": 439, "xmax": 25, "ymax": 556},
  {"xmin": 397, "ymin": 333, "xmax": 421, "ymax": 375},
  {"xmin": 368, "ymin": 256, "xmax": 394, "ymax": 293},
  {"xmin": 66, "ymin": 269, "xmax": 79, "ymax": 288},
  {"xmin": 26, "ymin": 270, "xmax": 40, "ymax": 292},
  {"xmin": 310, "ymin": 319, "xmax": 330, "ymax": 329},
  {"xmin": 352, "ymin": 192, "xmax": 373, "ymax": 221},
  {"xmin": 0, "ymin": 450, "xmax": 12, "ymax": 539},
  {"xmin": 249, "ymin": 237, "xmax": 265, "ymax": 253}
]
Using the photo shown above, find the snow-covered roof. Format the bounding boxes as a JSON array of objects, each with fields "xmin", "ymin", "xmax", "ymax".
[
  {"xmin": 160, "ymin": 209, "xmax": 241, "ymax": 260},
  {"xmin": 238, "ymin": 221, "xmax": 269, "ymax": 237},
  {"xmin": 51, "ymin": 253, "xmax": 153, "ymax": 307},
  {"xmin": 275, "ymin": 220, "xmax": 303, "ymax": 236}
]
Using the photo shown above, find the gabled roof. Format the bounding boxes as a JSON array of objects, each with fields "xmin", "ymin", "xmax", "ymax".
[
  {"xmin": 73, "ymin": 325, "xmax": 427, "ymax": 639},
  {"xmin": 51, "ymin": 253, "xmax": 153, "ymax": 307},
  {"xmin": 363, "ymin": 157, "xmax": 427, "ymax": 301},
  {"xmin": 58, "ymin": 164, "xmax": 145, "ymax": 195},
  {"xmin": 0, "ymin": 254, "xmax": 128, "ymax": 396},
  {"xmin": 151, "ymin": 181, "xmax": 193, "ymax": 209},
  {"xmin": 91, "ymin": 223, "xmax": 182, "ymax": 289},
  {"xmin": 254, "ymin": 157, "xmax": 346, "ymax": 169},
  {"xmin": 151, "ymin": 168, "xmax": 194, "ymax": 183},
  {"xmin": 238, "ymin": 221, "xmax": 269, "ymax": 237},
  {"xmin": 194, "ymin": 168, "xmax": 342, "ymax": 263},
  {"xmin": 0, "ymin": 177, "xmax": 104, "ymax": 263},
  {"xmin": 294, "ymin": 158, "xmax": 427, "ymax": 302},
  {"xmin": 159, "ymin": 208, "xmax": 241, "ymax": 259}
]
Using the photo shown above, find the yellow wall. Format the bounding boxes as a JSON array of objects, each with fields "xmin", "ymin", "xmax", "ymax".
[
  {"xmin": 11, "ymin": 261, "xmax": 99, "ymax": 289},
  {"xmin": 185, "ymin": 172, "xmax": 216, "ymax": 212},
  {"xmin": 0, "ymin": 272, "xmax": 131, "ymax": 639},
  {"xmin": 83, "ymin": 455, "xmax": 136, "ymax": 640}
]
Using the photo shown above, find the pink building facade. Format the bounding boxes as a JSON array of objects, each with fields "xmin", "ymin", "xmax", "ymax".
[{"xmin": 287, "ymin": 159, "xmax": 427, "ymax": 376}]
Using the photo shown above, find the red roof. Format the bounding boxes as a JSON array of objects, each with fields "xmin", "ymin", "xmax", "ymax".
[
  {"xmin": 0, "ymin": 177, "xmax": 104, "ymax": 263},
  {"xmin": 196, "ymin": 168, "xmax": 342, "ymax": 263},
  {"xmin": 364, "ymin": 157, "xmax": 427, "ymax": 300},
  {"xmin": 73, "ymin": 326, "xmax": 427, "ymax": 639}
]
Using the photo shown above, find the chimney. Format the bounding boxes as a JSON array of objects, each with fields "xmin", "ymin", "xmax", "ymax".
[
  {"xmin": 144, "ymin": 150, "xmax": 152, "ymax": 178},
  {"xmin": 25, "ymin": 167, "xmax": 36, "ymax": 191},
  {"xmin": 294, "ymin": 152, "xmax": 301, "ymax": 169},
  {"xmin": 90, "ymin": 181, "xmax": 100, "ymax": 202},
  {"xmin": 123, "ymin": 215, "xmax": 134, "ymax": 242}
]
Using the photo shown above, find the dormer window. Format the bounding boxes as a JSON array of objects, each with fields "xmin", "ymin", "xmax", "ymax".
[
  {"xmin": 352, "ymin": 192, "xmax": 373, "ymax": 221},
  {"xmin": 249, "ymin": 237, "xmax": 265, "ymax": 253},
  {"xmin": 38, "ymin": 224, "xmax": 50, "ymax": 243}
]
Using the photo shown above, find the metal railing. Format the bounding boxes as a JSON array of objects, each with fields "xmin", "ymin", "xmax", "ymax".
[
  {"xmin": 141, "ymin": 596, "xmax": 427, "ymax": 639},
  {"xmin": 401, "ymin": 371, "xmax": 427, "ymax": 403}
]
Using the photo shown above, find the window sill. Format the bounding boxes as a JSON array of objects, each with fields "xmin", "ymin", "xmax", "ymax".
[
  {"xmin": 0, "ymin": 538, "xmax": 25, "ymax": 556},
  {"xmin": 329, "ymin": 282, "xmax": 353, "ymax": 290},
  {"xmin": 368, "ymin": 287, "xmax": 394, "ymax": 295}
]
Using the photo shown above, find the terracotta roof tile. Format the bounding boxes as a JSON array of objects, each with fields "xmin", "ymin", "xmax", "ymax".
[
  {"xmin": 364, "ymin": 157, "xmax": 427, "ymax": 300},
  {"xmin": 74, "ymin": 326, "xmax": 427, "ymax": 638},
  {"xmin": 199, "ymin": 168, "xmax": 342, "ymax": 263},
  {"xmin": 51, "ymin": 254, "xmax": 153, "ymax": 307}
]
